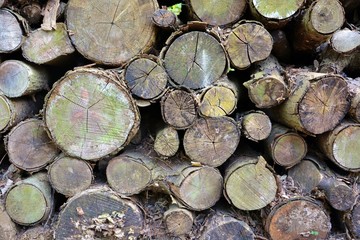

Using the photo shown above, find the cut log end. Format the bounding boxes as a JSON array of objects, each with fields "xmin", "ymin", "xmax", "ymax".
[
  {"xmin": 154, "ymin": 126, "xmax": 179, "ymax": 157},
  {"xmin": 0, "ymin": 96, "xmax": 12, "ymax": 132},
  {"xmin": 152, "ymin": 9, "xmax": 177, "ymax": 29},
  {"xmin": 0, "ymin": 9, "xmax": 24, "ymax": 53},
  {"xmin": 199, "ymin": 86, "xmax": 237, "ymax": 117},
  {"xmin": 164, "ymin": 206, "xmax": 194, "ymax": 236},
  {"xmin": 241, "ymin": 111, "xmax": 272, "ymax": 142}
]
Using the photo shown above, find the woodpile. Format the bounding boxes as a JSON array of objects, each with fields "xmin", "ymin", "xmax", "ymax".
[{"xmin": 0, "ymin": 0, "xmax": 360, "ymax": 239}]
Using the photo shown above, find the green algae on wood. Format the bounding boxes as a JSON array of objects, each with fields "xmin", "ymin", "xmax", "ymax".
[{"xmin": 44, "ymin": 68, "xmax": 140, "ymax": 161}]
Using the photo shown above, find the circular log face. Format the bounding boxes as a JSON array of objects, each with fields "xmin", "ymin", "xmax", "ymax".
[
  {"xmin": 199, "ymin": 86, "xmax": 237, "ymax": 117},
  {"xmin": 252, "ymin": 0, "xmax": 303, "ymax": 20},
  {"xmin": 348, "ymin": 203, "xmax": 360, "ymax": 238},
  {"xmin": 288, "ymin": 160, "xmax": 322, "ymax": 194},
  {"xmin": 164, "ymin": 209, "xmax": 193, "ymax": 236},
  {"xmin": 242, "ymin": 112, "xmax": 272, "ymax": 141},
  {"xmin": 310, "ymin": 0, "xmax": 344, "ymax": 35},
  {"xmin": 0, "ymin": 60, "xmax": 29, "ymax": 98},
  {"xmin": 164, "ymin": 31, "xmax": 227, "ymax": 89},
  {"xmin": 333, "ymin": 125, "xmax": 360, "ymax": 169},
  {"xmin": 0, "ymin": 96, "xmax": 11, "ymax": 131},
  {"xmin": 0, "ymin": 10, "xmax": 23, "ymax": 53},
  {"xmin": 66, "ymin": 0, "xmax": 158, "ymax": 65},
  {"xmin": 44, "ymin": 70, "xmax": 139, "ymax": 160},
  {"xmin": 331, "ymin": 29, "xmax": 360, "ymax": 53}
]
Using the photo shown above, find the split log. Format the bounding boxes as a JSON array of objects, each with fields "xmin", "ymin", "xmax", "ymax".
[
  {"xmin": 345, "ymin": 199, "xmax": 360, "ymax": 239},
  {"xmin": 317, "ymin": 120, "xmax": 360, "ymax": 171},
  {"xmin": 5, "ymin": 172, "xmax": 52, "ymax": 226},
  {"xmin": 291, "ymin": 0, "xmax": 345, "ymax": 53},
  {"xmin": 0, "ymin": 95, "xmax": 39, "ymax": 133},
  {"xmin": 66, "ymin": 0, "xmax": 158, "ymax": 66},
  {"xmin": 186, "ymin": 0, "xmax": 246, "ymax": 26},
  {"xmin": 265, "ymin": 198, "xmax": 331, "ymax": 240},
  {"xmin": 347, "ymin": 78, "xmax": 360, "ymax": 122},
  {"xmin": 267, "ymin": 69, "xmax": 349, "ymax": 135},
  {"xmin": 55, "ymin": 186, "xmax": 144, "ymax": 239},
  {"xmin": 44, "ymin": 68, "xmax": 140, "ymax": 161},
  {"xmin": 6, "ymin": 118, "xmax": 60, "ymax": 172},
  {"xmin": 164, "ymin": 205, "xmax": 194, "ymax": 237},
  {"xmin": 226, "ymin": 21, "xmax": 273, "ymax": 70},
  {"xmin": 21, "ymin": 23, "xmax": 76, "ymax": 65},
  {"xmin": 0, "ymin": 60, "xmax": 49, "ymax": 98},
  {"xmin": 264, "ymin": 123, "xmax": 307, "ymax": 168},
  {"xmin": 0, "ymin": 202, "xmax": 17, "ymax": 240},
  {"xmin": 48, "ymin": 155, "xmax": 93, "ymax": 197},
  {"xmin": 224, "ymin": 153, "xmax": 277, "ymax": 211},
  {"xmin": 249, "ymin": 0, "xmax": 305, "ymax": 29},
  {"xmin": 123, "ymin": 55, "xmax": 169, "ymax": 101},
  {"xmin": 183, "ymin": 116, "xmax": 240, "ymax": 167},
  {"xmin": 154, "ymin": 125, "xmax": 179, "ymax": 158},
  {"xmin": 161, "ymin": 88, "xmax": 197, "ymax": 130},
  {"xmin": 243, "ymin": 55, "xmax": 288, "ymax": 108},
  {"xmin": 238, "ymin": 110, "xmax": 272, "ymax": 142}
]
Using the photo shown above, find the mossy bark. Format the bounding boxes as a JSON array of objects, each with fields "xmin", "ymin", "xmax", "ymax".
[{"xmin": 238, "ymin": 110, "xmax": 272, "ymax": 142}]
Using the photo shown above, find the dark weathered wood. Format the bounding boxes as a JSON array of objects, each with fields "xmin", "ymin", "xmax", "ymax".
[
  {"xmin": 0, "ymin": 9, "xmax": 27, "ymax": 53},
  {"xmin": 152, "ymin": 9, "xmax": 177, "ymax": 30},
  {"xmin": 238, "ymin": 110, "xmax": 272, "ymax": 142},
  {"xmin": 20, "ymin": 2, "xmax": 42, "ymax": 26},
  {"xmin": 345, "ymin": 200, "xmax": 360, "ymax": 239},
  {"xmin": 164, "ymin": 205, "xmax": 194, "ymax": 237},
  {"xmin": 18, "ymin": 226, "xmax": 53, "ymax": 240},
  {"xmin": 0, "ymin": 202, "xmax": 17, "ymax": 240},
  {"xmin": 44, "ymin": 68, "xmax": 140, "ymax": 161},
  {"xmin": 271, "ymin": 30, "xmax": 292, "ymax": 62}
]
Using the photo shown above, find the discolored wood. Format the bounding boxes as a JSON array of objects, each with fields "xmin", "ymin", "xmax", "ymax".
[
  {"xmin": 6, "ymin": 118, "xmax": 60, "ymax": 172},
  {"xmin": 271, "ymin": 30, "xmax": 292, "ymax": 62},
  {"xmin": 66, "ymin": 0, "xmax": 158, "ymax": 66},
  {"xmin": 345, "ymin": 200, "xmax": 360, "ymax": 239},
  {"xmin": 22, "ymin": 23, "xmax": 75, "ymax": 65},
  {"xmin": 187, "ymin": 0, "xmax": 246, "ymax": 26},
  {"xmin": 0, "ymin": 9, "xmax": 27, "ymax": 53},
  {"xmin": 124, "ymin": 56, "xmax": 168, "ymax": 100},
  {"xmin": 48, "ymin": 155, "xmax": 93, "ymax": 197},
  {"xmin": 226, "ymin": 22, "xmax": 273, "ymax": 70},
  {"xmin": 200, "ymin": 212, "xmax": 254, "ymax": 240},
  {"xmin": 292, "ymin": 0, "xmax": 345, "ymax": 53},
  {"xmin": 55, "ymin": 186, "xmax": 144, "ymax": 239},
  {"xmin": 224, "ymin": 154, "xmax": 277, "ymax": 211},
  {"xmin": 243, "ymin": 55, "xmax": 288, "ymax": 108},
  {"xmin": 0, "ymin": 202, "xmax": 17, "ymax": 240},
  {"xmin": 44, "ymin": 68, "xmax": 140, "ymax": 161},
  {"xmin": 268, "ymin": 69, "xmax": 349, "ymax": 135},
  {"xmin": 163, "ymin": 31, "xmax": 227, "ymax": 89},
  {"xmin": 5, "ymin": 172, "xmax": 52, "ymax": 226},
  {"xmin": 20, "ymin": 2, "xmax": 42, "ymax": 26},
  {"xmin": 164, "ymin": 205, "xmax": 194, "ymax": 236},
  {"xmin": 161, "ymin": 89, "xmax": 197, "ymax": 130},
  {"xmin": 249, "ymin": 0, "xmax": 305, "ymax": 29},
  {"xmin": 239, "ymin": 111, "xmax": 272, "ymax": 142},
  {"xmin": 154, "ymin": 126, "xmax": 179, "ymax": 157},
  {"xmin": 152, "ymin": 9, "xmax": 177, "ymax": 29},
  {"xmin": 347, "ymin": 78, "xmax": 360, "ymax": 122},
  {"xmin": 317, "ymin": 121, "xmax": 360, "ymax": 171},
  {"xmin": 18, "ymin": 226, "xmax": 53, "ymax": 240},
  {"xmin": 264, "ymin": 123, "xmax": 307, "ymax": 168},
  {"xmin": 183, "ymin": 116, "xmax": 240, "ymax": 167},
  {"xmin": 265, "ymin": 198, "xmax": 331, "ymax": 240}
]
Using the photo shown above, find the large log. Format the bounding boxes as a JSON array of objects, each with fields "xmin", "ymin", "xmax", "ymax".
[
  {"xmin": 44, "ymin": 68, "xmax": 140, "ymax": 161},
  {"xmin": 66, "ymin": 0, "xmax": 158, "ymax": 66}
]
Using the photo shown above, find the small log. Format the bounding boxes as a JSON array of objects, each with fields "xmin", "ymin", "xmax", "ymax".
[
  {"xmin": 48, "ymin": 155, "xmax": 93, "ymax": 197},
  {"xmin": 224, "ymin": 153, "xmax": 277, "ymax": 211},
  {"xmin": 291, "ymin": 0, "xmax": 345, "ymax": 53},
  {"xmin": 22, "ymin": 23, "xmax": 76, "ymax": 65},
  {"xmin": 271, "ymin": 30, "xmax": 292, "ymax": 62},
  {"xmin": 347, "ymin": 78, "xmax": 360, "ymax": 122},
  {"xmin": 66, "ymin": 0, "xmax": 158, "ymax": 65},
  {"xmin": 0, "ymin": 9, "xmax": 27, "ymax": 53},
  {"xmin": 265, "ymin": 198, "xmax": 331, "ymax": 240},
  {"xmin": 238, "ymin": 110, "xmax": 272, "ymax": 142},
  {"xmin": 268, "ymin": 69, "xmax": 349, "ymax": 135},
  {"xmin": 0, "ymin": 202, "xmax": 17, "ymax": 240},
  {"xmin": 123, "ymin": 55, "xmax": 169, "ymax": 100},
  {"xmin": 243, "ymin": 55, "xmax": 288, "ymax": 108},
  {"xmin": 226, "ymin": 21, "xmax": 273, "ymax": 70},
  {"xmin": 0, "ymin": 95, "xmax": 39, "ymax": 133},
  {"xmin": 154, "ymin": 125, "xmax": 179, "ymax": 157},
  {"xmin": 164, "ymin": 205, "xmax": 194, "ymax": 237},
  {"xmin": 5, "ymin": 172, "xmax": 52, "ymax": 226},
  {"xmin": 0, "ymin": 60, "xmax": 49, "ymax": 98},
  {"xmin": 345, "ymin": 200, "xmax": 360, "ymax": 239},
  {"xmin": 162, "ymin": 30, "xmax": 227, "ymax": 89},
  {"xmin": 44, "ymin": 68, "xmax": 140, "ymax": 161},
  {"xmin": 249, "ymin": 0, "xmax": 305, "ymax": 29},
  {"xmin": 186, "ymin": 0, "xmax": 247, "ymax": 26},
  {"xmin": 18, "ymin": 226, "xmax": 53, "ymax": 240},
  {"xmin": 183, "ymin": 116, "xmax": 240, "ymax": 167},
  {"xmin": 20, "ymin": 2, "xmax": 42, "ymax": 26},
  {"xmin": 317, "ymin": 120, "xmax": 360, "ymax": 171},
  {"xmin": 161, "ymin": 89, "xmax": 197, "ymax": 130},
  {"xmin": 6, "ymin": 118, "xmax": 60, "ymax": 172},
  {"xmin": 55, "ymin": 186, "xmax": 144, "ymax": 239},
  {"xmin": 152, "ymin": 9, "xmax": 177, "ymax": 30},
  {"xmin": 264, "ymin": 123, "xmax": 307, "ymax": 168}
]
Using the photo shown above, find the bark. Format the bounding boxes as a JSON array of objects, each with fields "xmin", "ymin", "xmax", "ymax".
[
  {"xmin": 164, "ymin": 204, "xmax": 194, "ymax": 237},
  {"xmin": 152, "ymin": 9, "xmax": 177, "ymax": 30},
  {"xmin": 226, "ymin": 21, "xmax": 273, "ymax": 70},
  {"xmin": 55, "ymin": 186, "xmax": 144, "ymax": 239},
  {"xmin": 347, "ymin": 77, "xmax": 360, "ymax": 122},
  {"xmin": 264, "ymin": 123, "xmax": 307, "ymax": 168},
  {"xmin": 41, "ymin": 0, "xmax": 60, "ymax": 31},
  {"xmin": 5, "ymin": 172, "xmax": 52, "ymax": 226},
  {"xmin": 224, "ymin": 153, "xmax": 277, "ymax": 211},
  {"xmin": 238, "ymin": 110, "xmax": 272, "ymax": 142},
  {"xmin": 48, "ymin": 154, "xmax": 93, "ymax": 197},
  {"xmin": 249, "ymin": 0, "xmax": 305, "ymax": 29},
  {"xmin": 291, "ymin": 0, "xmax": 345, "ymax": 53},
  {"xmin": 154, "ymin": 125, "xmax": 179, "ymax": 157},
  {"xmin": 123, "ymin": 55, "xmax": 169, "ymax": 101},
  {"xmin": 186, "ymin": 0, "xmax": 247, "ymax": 26},
  {"xmin": 243, "ymin": 55, "xmax": 288, "ymax": 108},
  {"xmin": 44, "ymin": 68, "xmax": 140, "ymax": 161},
  {"xmin": 345, "ymin": 200, "xmax": 360, "ymax": 239},
  {"xmin": 267, "ymin": 69, "xmax": 349, "ymax": 135},
  {"xmin": 20, "ymin": 2, "xmax": 42, "ymax": 26},
  {"xmin": 0, "ymin": 202, "xmax": 17, "ymax": 240},
  {"xmin": 18, "ymin": 226, "xmax": 53, "ymax": 240},
  {"xmin": 6, "ymin": 118, "xmax": 60, "ymax": 172},
  {"xmin": 317, "ymin": 120, "xmax": 360, "ymax": 171},
  {"xmin": 162, "ymin": 30, "xmax": 227, "ymax": 89},
  {"xmin": 0, "ymin": 60, "xmax": 49, "ymax": 98},
  {"xmin": 265, "ymin": 198, "xmax": 331, "ymax": 240},
  {"xmin": 22, "ymin": 23, "xmax": 75, "ymax": 65},
  {"xmin": 183, "ymin": 116, "xmax": 240, "ymax": 167},
  {"xmin": 160, "ymin": 88, "xmax": 197, "ymax": 130}
]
